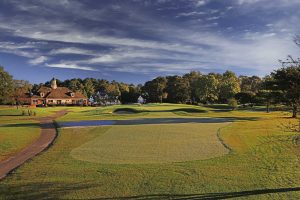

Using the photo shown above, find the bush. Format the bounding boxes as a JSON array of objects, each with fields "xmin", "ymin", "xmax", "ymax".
[{"xmin": 228, "ymin": 98, "xmax": 238, "ymax": 110}]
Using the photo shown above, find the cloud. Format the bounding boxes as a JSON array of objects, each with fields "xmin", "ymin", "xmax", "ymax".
[
  {"xmin": 0, "ymin": 42, "xmax": 38, "ymax": 58},
  {"xmin": 0, "ymin": 0, "xmax": 299, "ymax": 79},
  {"xmin": 28, "ymin": 56, "xmax": 48, "ymax": 65},
  {"xmin": 49, "ymin": 47, "xmax": 97, "ymax": 56},
  {"xmin": 194, "ymin": 0, "xmax": 208, "ymax": 7},
  {"xmin": 46, "ymin": 63, "xmax": 98, "ymax": 71},
  {"xmin": 236, "ymin": 0, "xmax": 260, "ymax": 4},
  {"xmin": 206, "ymin": 16, "xmax": 220, "ymax": 20},
  {"xmin": 176, "ymin": 11, "xmax": 206, "ymax": 18}
]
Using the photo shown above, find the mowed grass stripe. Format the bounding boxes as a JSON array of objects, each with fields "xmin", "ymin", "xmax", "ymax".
[
  {"xmin": 0, "ymin": 120, "xmax": 40, "ymax": 162},
  {"xmin": 70, "ymin": 123, "xmax": 230, "ymax": 164}
]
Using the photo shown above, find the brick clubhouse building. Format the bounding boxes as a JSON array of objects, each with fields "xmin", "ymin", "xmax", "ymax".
[{"xmin": 20, "ymin": 78, "xmax": 88, "ymax": 106}]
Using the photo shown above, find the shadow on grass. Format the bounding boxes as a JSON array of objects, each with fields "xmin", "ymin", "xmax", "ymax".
[
  {"xmin": 0, "ymin": 114, "xmax": 23, "ymax": 117},
  {"xmin": 0, "ymin": 123, "xmax": 40, "ymax": 128},
  {"xmin": 59, "ymin": 117, "xmax": 259, "ymax": 128},
  {"xmin": 0, "ymin": 181, "xmax": 99, "ymax": 200},
  {"xmin": 97, "ymin": 187, "xmax": 300, "ymax": 200},
  {"xmin": 1, "ymin": 182, "xmax": 299, "ymax": 200}
]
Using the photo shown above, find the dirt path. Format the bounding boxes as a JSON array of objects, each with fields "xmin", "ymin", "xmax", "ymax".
[{"xmin": 0, "ymin": 110, "xmax": 68, "ymax": 180}]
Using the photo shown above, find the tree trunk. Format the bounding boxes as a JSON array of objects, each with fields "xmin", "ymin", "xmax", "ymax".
[
  {"xmin": 292, "ymin": 105, "xmax": 297, "ymax": 118},
  {"xmin": 266, "ymin": 102, "xmax": 270, "ymax": 113}
]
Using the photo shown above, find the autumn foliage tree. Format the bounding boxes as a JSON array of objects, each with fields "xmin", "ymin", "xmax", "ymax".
[{"xmin": 0, "ymin": 66, "xmax": 14, "ymax": 104}]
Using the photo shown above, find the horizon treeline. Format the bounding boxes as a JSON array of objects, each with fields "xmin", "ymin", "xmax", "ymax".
[
  {"xmin": 0, "ymin": 66, "xmax": 268, "ymax": 105},
  {"xmin": 2, "ymin": 64, "xmax": 300, "ymax": 117}
]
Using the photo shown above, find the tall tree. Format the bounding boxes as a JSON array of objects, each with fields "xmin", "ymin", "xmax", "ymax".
[
  {"xmin": 165, "ymin": 76, "xmax": 190, "ymax": 103},
  {"xmin": 13, "ymin": 80, "xmax": 32, "ymax": 105},
  {"xmin": 271, "ymin": 65, "xmax": 300, "ymax": 118},
  {"xmin": 105, "ymin": 83, "xmax": 121, "ymax": 99},
  {"xmin": 255, "ymin": 75, "xmax": 281, "ymax": 113},
  {"xmin": 83, "ymin": 78, "xmax": 95, "ymax": 98},
  {"xmin": 68, "ymin": 79, "xmax": 83, "ymax": 92},
  {"xmin": 0, "ymin": 66, "xmax": 14, "ymax": 104},
  {"xmin": 121, "ymin": 85, "xmax": 140, "ymax": 103},
  {"xmin": 183, "ymin": 71, "xmax": 202, "ymax": 103},
  {"xmin": 239, "ymin": 75, "xmax": 262, "ymax": 93},
  {"xmin": 219, "ymin": 71, "xmax": 240, "ymax": 102},
  {"xmin": 142, "ymin": 77, "xmax": 167, "ymax": 103},
  {"xmin": 195, "ymin": 74, "xmax": 219, "ymax": 103}
]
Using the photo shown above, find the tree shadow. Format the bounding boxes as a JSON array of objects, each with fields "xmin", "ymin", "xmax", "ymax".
[
  {"xmin": 0, "ymin": 114, "xmax": 23, "ymax": 117},
  {"xmin": 94, "ymin": 187, "xmax": 300, "ymax": 200},
  {"xmin": 0, "ymin": 181, "xmax": 99, "ymax": 200},
  {"xmin": 1, "ymin": 181, "xmax": 299, "ymax": 199},
  {"xmin": 0, "ymin": 123, "xmax": 40, "ymax": 128}
]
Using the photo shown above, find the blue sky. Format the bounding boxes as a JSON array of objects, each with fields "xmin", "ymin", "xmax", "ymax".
[{"xmin": 0, "ymin": 0, "xmax": 299, "ymax": 84}]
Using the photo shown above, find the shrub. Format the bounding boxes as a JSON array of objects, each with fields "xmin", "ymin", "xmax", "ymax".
[{"xmin": 228, "ymin": 98, "xmax": 238, "ymax": 110}]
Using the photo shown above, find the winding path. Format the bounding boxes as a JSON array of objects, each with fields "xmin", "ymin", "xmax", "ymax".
[{"xmin": 0, "ymin": 110, "xmax": 67, "ymax": 180}]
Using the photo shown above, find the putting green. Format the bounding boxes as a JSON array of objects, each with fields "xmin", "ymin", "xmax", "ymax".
[{"xmin": 70, "ymin": 122, "xmax": 230, "ymax": 164}]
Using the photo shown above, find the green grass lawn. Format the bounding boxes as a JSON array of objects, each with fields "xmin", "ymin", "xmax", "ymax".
[
  {"xmin": 70, "ymin": 122, "xmax": 230, "ymax": 164},
  {"xmin": 0, "ymin": 104, "xmax": 299, "ymax": 199},
  {"xmin": 0, "ymin": 107, "xmax": 41, "ymax": 162}
]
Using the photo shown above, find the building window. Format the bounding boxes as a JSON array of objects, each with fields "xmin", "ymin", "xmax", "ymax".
[
  {"xmin": 32, "ymin": 100, "xmax": 38, "ymax": 104},
  {"xmin": 40, "ymin": 92, "xmax": 44, "ymax": 97},
  {"xmin": 48, "ymin": 100, "xmax": 53, "ymax": 103},
  {"xmin": 70, "ymin": 92, "xmax": 75, "ymax": 97}
]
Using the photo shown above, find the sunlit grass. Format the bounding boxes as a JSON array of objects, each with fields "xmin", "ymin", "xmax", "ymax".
[{"xmin": 0, "ymin": 104, "xmax": 299, "ymax": 199}]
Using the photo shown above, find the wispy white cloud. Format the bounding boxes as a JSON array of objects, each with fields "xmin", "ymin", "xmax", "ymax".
[
  {"xmin": 46, "ymin": 63, "xmax": 98, "ymax": 71},
  {"xmin": 176, "ymin": 11, "xmax": 206, "ymax": 18},
  {"xmin": 194, "ymin": 0, "xmax": 208, "ymax": 7},
  {"xmin": 49, "ymin": 47, "xmax": 97, "ymax": 56},
  {"xmin": 0, "ymin": 42, "xmax": 38, "ymax": 58},
  {"xmin": 206, "ymin": 16, "xmax": 220, "ymax": 20},
  {"xmin": 0, "ymin": 0, "xmax": 299, "ymax": 78},
  {"xmin": 29, "ymin": 56, "xmax": 48, "ymax": 65}
]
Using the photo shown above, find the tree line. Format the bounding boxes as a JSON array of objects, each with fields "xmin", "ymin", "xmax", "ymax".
[{"xmin": 0, "ymin": 33, "xmax": 300, "ymax": 118}]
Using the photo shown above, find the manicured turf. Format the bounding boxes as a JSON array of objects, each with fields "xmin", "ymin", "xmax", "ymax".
[
  {"xmin": 0, "ymin": 104, "xmax": 299, "ymax": 199},
  {"xmin": 0, "ymin": 120, "xmax": 40, "ymax": 162},
  {"xmin": 0, "ymin": 107, "xmax": 41, "ymax": 162},
  {"xmin": 71, "ymin": 122, "xmax": 230, "ymax": 164}
]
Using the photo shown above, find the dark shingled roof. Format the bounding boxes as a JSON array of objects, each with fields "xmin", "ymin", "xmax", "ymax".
[
  {"xmin": 33, "ymin": 86, "xmax": 87, "ymax": 99},
  {"xmin": 46, "ymin": 87, "xmax": 72, "ymax": 99},
  {"xmin": 38, "ymin": 86, "xmax": 52, "ymax": 93}
]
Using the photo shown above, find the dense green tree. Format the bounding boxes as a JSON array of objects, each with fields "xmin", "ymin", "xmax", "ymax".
[
  {"xmin": 0, "ymin": 66, "xmax": 14, "ymax": 104},
  {"xmin": 219, "ymin": 71, "xmax": 240, "ymax": 102},
  {"xmin": 255, "ymin": 75, "xmax": 281, "ymax": 113},
  {"xmin": 239, "ymin": 75, "xmax": 262, "ymax": 93},
  {"xmin": 195, "ymin": 74, "xmax": 219, "ymax": 103},
  {"xmin": 121, "ymin": 85, "xmax": 140, "ymax": 103},
  {"xmin": 95, "ymin": 79, "xmax": 109, "ymax": 92},
  {"xmin": 165, "ymin": 76, "xmax": 190, "ymax": 103},
  {"xmin": 83, "ymin": 78, "xmax": 95, "ymax": 98},
  {"xmin": 183, "ymin": 71, "xmax": 202, "ymax": 103},
  {"xmin": 142, "ymin": 77, "xmax": 167, "ymax": 103},
  {"xmin": 68, "ymin": 79, "xmax": 83, "ymax": 92},
  {"xmin": 235, "ymin": 92, "xmax": 255, "ymax": 105},
  {"xmin": 270, "ymin": 65, "xmax": 300, "ymax": 117}
]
